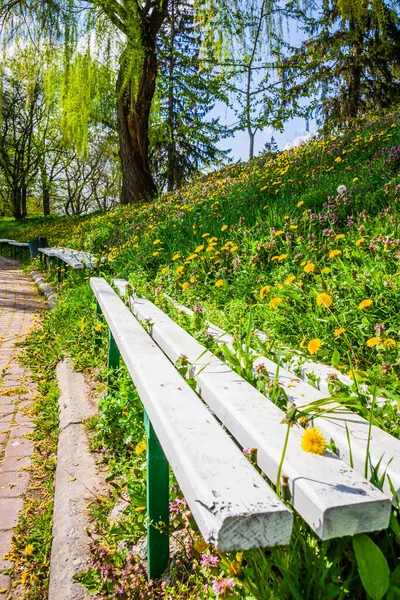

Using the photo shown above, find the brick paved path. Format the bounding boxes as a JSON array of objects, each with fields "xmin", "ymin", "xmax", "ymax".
[{"xmin": 0, "ymin": 257, "xmax": 43, "ymax": 598}]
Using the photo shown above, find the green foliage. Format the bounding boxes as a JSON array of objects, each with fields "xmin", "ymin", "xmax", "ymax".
[
  {"xmin": 282, "ymin": 0, "xmax": 400, "ymax": 127},
  {"xmin": 353, "ymin": 534, "xmax": 391, "ymax": 600},
  {"xmin": 4, "ymin": 108, "xmax": 400, "ymax": 598}
]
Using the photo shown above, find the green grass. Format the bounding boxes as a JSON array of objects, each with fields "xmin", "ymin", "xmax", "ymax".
[{"xmin": 3, "ymin": 109, "xmax": 400, "ymax": 599}]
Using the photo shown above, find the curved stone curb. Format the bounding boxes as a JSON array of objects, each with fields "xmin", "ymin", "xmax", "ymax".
[
  {"xmin": 49, "ymin": 360, "xmax": 100, "ymax": 600},
  {"xmin": 30, "ymin": 270, "xmax": 57, "ymax": 309}
]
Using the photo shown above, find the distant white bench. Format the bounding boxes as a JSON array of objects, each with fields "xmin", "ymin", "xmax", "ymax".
[
  {"xmin": 90, "ymin": 277, "xmax": 293, "ymax": 580},
  {"xmin": 114, "ymin": 279, "xmax": 391, "ymax": 545},
  {"xmin": 39, "ymin": 247, "xmax": 101, "ymax": 279},
  {"xmin": 1, "ymin": 240, "xmax": 30, "ymax": 260},
  {"xmin": 0, "ymin": 239, "xmax": 14, "ymax": 255}
]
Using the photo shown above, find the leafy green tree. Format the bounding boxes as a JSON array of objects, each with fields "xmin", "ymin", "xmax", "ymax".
[
  {"xmin": 0, "ymin": 61, "xmax": 44, "ymax": 218},
  {"xmin": 282, "ymin": 0, "xmax": 400, "ymax": 127},
  {"xmin": 151, "ymin": 0, "xmax": 231, "ymax": 192}
]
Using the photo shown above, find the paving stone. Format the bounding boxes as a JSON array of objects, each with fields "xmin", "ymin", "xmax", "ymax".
[
  {"xmin": 4, "ymin": 438, "xmax": 34, "ymax": 458},
  {"xmin": 9, "ymin": 425, "xmax": 33, "ymax": 439},
  {"xmin": 0, "ymin": 498, "xmax": 23, "ymax": 529},
  {"xmin": 0, "ymin": 471, "xmax": 30, "ymax": 497},
  {"xmin": 0, "ymin": 530, "xmax": 14, "ymax": 571},
  {"xmin": 14, "ymin": 412, "xmax": 33, "ymax": 426},
  {"xmin": 0, "ymin": 414, "xmax": 13, "ymax": 425},
  {"xmin": 0, "ymin": 573, "xmax": 10, "ymax": 598},
  {"xmin": 0, "ymin": 457, "xmax": 32, "ymax": 472}
]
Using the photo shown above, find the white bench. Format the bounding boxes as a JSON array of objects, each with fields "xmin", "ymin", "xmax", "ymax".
[
  {"xmin": 114, "ymin": 280, "xmax": 391, "ymax": 542},
  {"xmin": 8, "ymin": 241, "xmax": 29, "ymax": 260},
  {"xmin": 90, "ymin": 277, "xmax": 293, "ymax": 579},
  {"xmin": 39, "ymin": 247, "xmax": 101, "ymax": 281},
  {"xmin": 0, "ymin": 239, "xmax": 14, "ymax": 255}
]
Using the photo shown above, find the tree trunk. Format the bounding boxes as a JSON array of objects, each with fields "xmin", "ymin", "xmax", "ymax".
[
  {"xmin": 347, "ymin": 23, "xmax": 362, "ymax": 119},
  {"xmin": 43, "ymin": 188, "xmax": 50, "ymax": 216},
  {"xmin": 12, "ymin": 186, "xmax": 22, "ymax": 219},
  {"xmin": 21, "ymin": 186, "xmax": 27, "ymax": 218},
  {"xmin": 167, "ymin": 0, "xmax": 176, "ymax": 192},
  {"xmin": 117, "ymin": 40, "xmax": 158, "ymax": 204}
]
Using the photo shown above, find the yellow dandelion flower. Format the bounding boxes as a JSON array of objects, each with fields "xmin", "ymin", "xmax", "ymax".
[
  {"xmin": 304, "ymin": 263, "xmax": 315, "ymax": 273},
  {"xmin": 334, "ymin": 327, "xmax": 346, "ymax": 337},
  {"xmin": 383, "ymin": 338, "xmax": 396, "ymax": 348},
  {"xmin": 182, "ymin": 282, "xmax": 190, "ymax": 290},
  {"xmin": 366, "ymin": 337, "xmax": 381, "ymax": 347},
  {"xmin": 284, "ymin": 276, "xmax": 296, "ymax": 285},
  {"xmin": 195, "ymin": 245, "xmax": 204, "ymax": 253},
  {"xmin": 359, "ymin": 299, "xmax": 373, "ymax": 310},
  {"xmin": 221, "ymin": 225, "xmax": 228, "ymax": 231},
  {"xmin": 335, "ymin": 234, "xmax": 345, "ymax": 240},
  {"xmin": 153, "ymin": 239, "xmax": 161, "ymax": 245},
  {"xmin": 307, "ymin": 338, "xmax": 321, "ymax": 354},
  {"xmin": 290, "ymin": 224, "xmax": 298, "ymax": 229},
  {"xmin": 135, "ymin": 440, "xmax": 147, "ymax": 455},
  {"xmin": 316, "ymin": 293, "xmax": 333, "ymax": 308},
  {"xmin": 269, "ymin": 297, "xmax": 283, "ymax": 310},
  {"xmin": 94, "ymin": 323, "xmax": 102, "ymax": 332},
  {"xmin": 176, "ymin": 266, "xmax": 184, "ymax": 275},
  {"xmin": 228, "ymin": 560, "xmax": 242, "ymax": 576},
  {"xmin": 356, "ymin": 238, "xmax": 365, "ymax": 246},
  {"xmin": 278, "ymin": 254, "xmax": 288, "ymax": 261},
  {"xmin": 297, "ymin": 200, "xmax": 304, "ymax": 207},
  {"xmin": 335, "ymin": 156, "xmax": 342, "ymax": 163},
  {"xmin": 172, "ymin": 253, "xmax": 180, "ymax": 261},
  {"xmin": 271, "ymin": 256, "xmax": 279, "ymax": 261},
  {"xmin": 275, "ymin": 230, "xmax": 284, "ymax": 236},
  {"xmin": 300, "ymin": 260, "xmax": 307, "ymax": 266},
  {"xmin": 215, "ymin": 279, "xmax": 224, "ymax": 287},
  {"xmin": 301, "ymin": 427, "xmax": 327, "ymax": 455},
  {"xmin": 260, "ymin": 285, "xmax": 271, "ymax": 299},
  {"xmin": 202, "ymin": 232, "xmax": 210, "ymax": 238},
  {"xmin": 353, "ymin": 177, "xmax": 359, "ymax": 182},
  {"xmin": 152, "ymin": 251, "xmax": 159, "ymax": 256},
  {"xmin": 329, "ymin": 249, "xmax": 342, "ymax": 258},
  {"xmin": 161, "ymin": 267, "xmax": 168, "ymax": 274},
  {"xmin": 24, "ymin": 544, "xmax": 34, "ymax": 555}
]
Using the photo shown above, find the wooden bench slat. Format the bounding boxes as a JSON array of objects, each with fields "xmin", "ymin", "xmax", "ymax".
[
  {"xmin": 91, "ymin": 277, "xmax": 293, "ymax": 551},
  {"xmin": 114, "ymin": 280, "xmax": 391, "ymax": 540},
  {"xmin": 158, "ymin": 289, "xmax": 400, "ymax": 504}
]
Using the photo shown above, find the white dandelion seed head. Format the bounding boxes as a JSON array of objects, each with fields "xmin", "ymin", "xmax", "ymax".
[{"xmin": 337, "ymin": 185, "xmax": 347, "ymax": 194}]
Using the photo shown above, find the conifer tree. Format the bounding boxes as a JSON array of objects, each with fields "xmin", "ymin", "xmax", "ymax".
[
  {"xmin": 151, "ymin": 0, "xmax": 230, "ymax": 192},
  {"xmin": 281, "ymin": 0, "xmax": 400, "ymax": 127}
]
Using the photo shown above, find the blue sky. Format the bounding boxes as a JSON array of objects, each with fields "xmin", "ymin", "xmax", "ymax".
[{"xmin": 216, "ymin": 111, "xmax": 315, "ymax": 161}]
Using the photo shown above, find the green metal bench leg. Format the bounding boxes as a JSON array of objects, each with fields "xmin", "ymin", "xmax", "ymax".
[
  {"xmin": 144, "ymin": 411, "xmax": 169, "ymax": 580},
  {"xmin": 94, "ymin": 302, "xmax": 102, "ymax": 347},
  {"xmin": 107, "ymin": 330, "xmax": 120, "ymax": 392}
]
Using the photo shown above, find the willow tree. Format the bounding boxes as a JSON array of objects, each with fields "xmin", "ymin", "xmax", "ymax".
[{"xmin": 1, "ymin": 0, "xmax": 250, "ymax": 204}]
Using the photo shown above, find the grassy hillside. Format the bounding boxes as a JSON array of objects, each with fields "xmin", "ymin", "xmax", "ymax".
[
  {"xmin": 3, "ymin": 111, "xmax": 400, "ymax": 600},
  {"xmin": 2, "ymin": 111, "xmax": 400, "ymax": 381}
]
